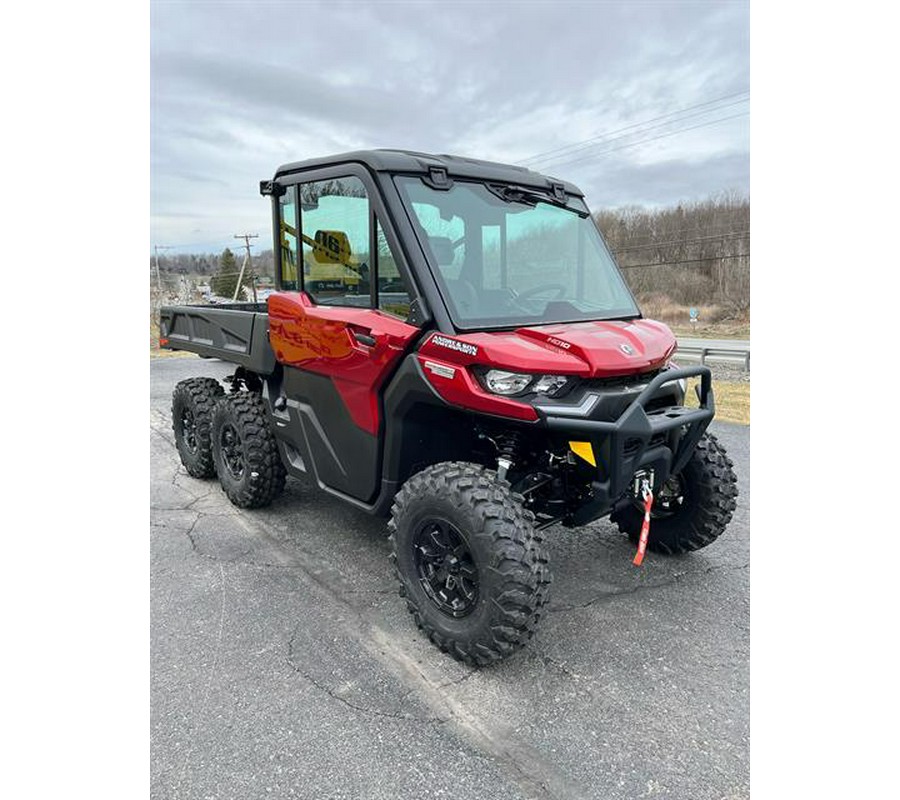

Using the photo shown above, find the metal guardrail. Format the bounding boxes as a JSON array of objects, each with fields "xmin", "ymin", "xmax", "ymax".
[{"xmin": 676, "ymin": 338, "xmax": 750, "ymax": 370}]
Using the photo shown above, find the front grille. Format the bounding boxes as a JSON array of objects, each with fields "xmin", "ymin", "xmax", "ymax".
[
  {"xmin": 582, "ymin": 369, "xmax": 661, "ymax": 392},
  {"xmin": 622, "ymin": 430, "xmax": 669, "ymax": 457}
]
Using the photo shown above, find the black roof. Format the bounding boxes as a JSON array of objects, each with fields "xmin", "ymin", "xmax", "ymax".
[{"xmin": 273, "ymin": 149, "xmax": 584, "ymax": 196}]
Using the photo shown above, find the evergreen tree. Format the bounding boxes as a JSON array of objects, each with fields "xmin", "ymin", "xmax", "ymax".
[{"xmin": 210, "ymin": 248, "xmax": 251, "ymax": 299}]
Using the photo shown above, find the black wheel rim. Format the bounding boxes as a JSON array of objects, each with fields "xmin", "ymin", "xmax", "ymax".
[
  {"xmin": 220, "ymin": 423, "xmax": 244, "ymax": 479},
  {"xmin": 650, "ymin": 474, "xmax": 686, "ymax": 519},
  {"xmin": 181, "ymin": 408, "xmax": 198, "ymax": 453},
  {"xmin": 412, "ymin": 519, "xmax": 479, "ymax": 618}
]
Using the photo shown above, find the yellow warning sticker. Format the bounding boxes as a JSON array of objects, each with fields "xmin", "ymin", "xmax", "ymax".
[{"xmin": 569, "ymin": 441, "xmax": 596, "ymax": 467}]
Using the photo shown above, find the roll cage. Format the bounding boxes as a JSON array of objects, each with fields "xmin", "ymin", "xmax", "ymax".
[{"xmin": 260, "ymin": 149, "xmax": 613, "ymax": 337}]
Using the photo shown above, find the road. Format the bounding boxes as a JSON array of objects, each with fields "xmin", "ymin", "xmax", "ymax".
[{"xmin": 150, "ymin": 357, "xmax": 750, "ymax": 800}]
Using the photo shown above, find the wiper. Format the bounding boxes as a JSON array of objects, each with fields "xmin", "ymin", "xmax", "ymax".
[{"xmin": 486, "ymin": 183, "xmax": 589, "ymax": 218}]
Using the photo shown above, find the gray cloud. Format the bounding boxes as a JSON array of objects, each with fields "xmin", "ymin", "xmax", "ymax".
[{"xmin": 151, "ymin": 0, "xmax": 748, "ymax": 251}]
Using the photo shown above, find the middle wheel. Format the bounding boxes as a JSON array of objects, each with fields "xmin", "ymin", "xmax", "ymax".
[
  {"xmin": 211, "ymin": 392, "xmax": 286, "ymax": 508},
  {"xmin": 389, "ymin": 462, "xmax": 552, "ymax": 666}
]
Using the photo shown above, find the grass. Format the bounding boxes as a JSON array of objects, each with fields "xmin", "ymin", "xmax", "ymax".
[
  {"xmin": 635, "ymin": 295, "xmax": 750, "ymax": 340},
  {"xmin": 670, "ymin": 322, "xmax": 751, "ymax": 340},
  {"xmin": 711, "ymin": 381, "xmax": 750, "ymax": 425},
  {"xmin": 685, "ymin": 377, "xmax": 750, "ymax": 425}
]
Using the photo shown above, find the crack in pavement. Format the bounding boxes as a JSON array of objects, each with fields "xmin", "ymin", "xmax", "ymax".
[
  {"xmin": 162, "ymin": 508, "xmax": 316, "ymax": 572},
  {"xmin": 284, "ymin": 627, "xmax": 448, "ymax": 725},
  {"xmin": 548, "ymin": 562, "xmax": 750, "ymax": 612},
  {"xmin": 536, "ymin": 652, "xmax": 584, "ymax": 683},
  {"xmin": 436, "ymin": 669, "xmax": 478, "ymax": 690}
]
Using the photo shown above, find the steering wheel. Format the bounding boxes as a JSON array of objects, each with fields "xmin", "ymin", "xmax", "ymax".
[{"xmin": 513, "ymin": 283, "xmax": 568, "ymax": 306}]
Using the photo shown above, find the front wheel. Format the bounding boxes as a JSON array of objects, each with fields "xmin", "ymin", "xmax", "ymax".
[
  {"xmin": 611, "ymin": 433, "xmax": 738, "ymax": 554},
  {"xmin": 388, "ymin": 462, "xmax": 552, "ymax": 666}
]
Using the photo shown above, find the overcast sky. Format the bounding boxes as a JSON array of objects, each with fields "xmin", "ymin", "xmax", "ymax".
[{"xmin": 151, "ymin": 0, "xmax": 749, "ymax": 254}]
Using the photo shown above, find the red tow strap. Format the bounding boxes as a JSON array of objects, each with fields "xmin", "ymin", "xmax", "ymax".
[{"xmin": 632, "ymin": 483, "xmax": 654, "ymax": 567}]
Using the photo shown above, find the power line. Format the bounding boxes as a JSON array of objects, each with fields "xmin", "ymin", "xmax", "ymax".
[
  {"xmin": 604, "ymin": 227, "xmax": 749, "ymax": 247},
  {"xmin": 594, "ymin": 220, "xmax": 750, "ymax": 244},
  {"xmin": 611, "ymin": 231, "xmax": 750, "ymax": 253},
  {"xmin": 596, "ymin": 219, "xmax": 751, "ymax": 243},
  {"xmin": 618, "ymin": 253, "xmax": 749, "ymax": 269},
  {"xmin": 149, "ymin": 240, "xmax": 240, "ymax": 253},
  {"xmin": 520, "ymin": 90, "xmax": 749, "ymax": 164},
  {"xmin": 537, "ymin": 112, "xmax": 749, "ymax": 172},
  {"xmin": 193, "ymin": 271, "xmax": 265, "ymax": 279},
  {"xmin": 522, "ymin": 93, "xmax": 750, "ymax": 168}
]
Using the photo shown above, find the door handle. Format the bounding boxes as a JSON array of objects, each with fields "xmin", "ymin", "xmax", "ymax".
[{"xmin": 353, "ymin": 331, "xmax": 377, "ymax": 347}]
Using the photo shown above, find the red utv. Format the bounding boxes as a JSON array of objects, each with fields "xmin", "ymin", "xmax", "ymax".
[{"xmin": 161, "ymin": 150, "xmax": 737, "ymax": 665}]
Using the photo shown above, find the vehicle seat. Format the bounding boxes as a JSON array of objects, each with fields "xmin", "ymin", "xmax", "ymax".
[
  {"xmin": 445, "ymin": 278, "xmax": 479, "ymax": 317},
  {"xmin": 423, "ymin": 235, "xmax": 478, "ymax": 316}
]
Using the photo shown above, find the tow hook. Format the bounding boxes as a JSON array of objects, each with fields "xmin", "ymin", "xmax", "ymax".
[
  {"xmin": 632, "ymin": 473, "xmax": 655, "ymax": 567},
  {"xmin": 497, "ymin": 456, "xmax": 513, "ymax": 482},
  {"xmin": 632, "ymin": 469, "xmax": 655, "ymax": 498}
]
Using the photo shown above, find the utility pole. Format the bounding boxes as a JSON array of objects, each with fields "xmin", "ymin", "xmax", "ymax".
[
  {"xmin": 233, "ymin": 233, "xmax": 259, "ymax": 302},
  {"xmin": 178, "ymin": 268, "xmax": 190, "ymax": 304},
  {"xmin": 153, "ymin": 245, "xmax": 172, "ymax": 293}
]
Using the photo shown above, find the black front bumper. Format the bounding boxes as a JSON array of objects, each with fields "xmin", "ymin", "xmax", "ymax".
[{"xmin": 535, "ymin": 366, "xmax": 715, "ymax": 525}]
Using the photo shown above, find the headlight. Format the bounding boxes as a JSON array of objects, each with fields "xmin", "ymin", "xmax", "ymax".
[
  {"xmin": 482, "ymin": 370, "xmax": 571, "ymax": 397},
  {"xmin": 483, "ymin": 370, "xmax": 533, "ymax": 395},
  {"xmin": 532, "ymin": 375, "xmax": 570, "ymax": 395}
]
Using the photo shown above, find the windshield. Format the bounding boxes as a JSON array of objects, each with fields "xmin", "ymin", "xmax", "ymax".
[{"xmin": 395, "ymin": 177, "xmax": 639, "ymax": 329}]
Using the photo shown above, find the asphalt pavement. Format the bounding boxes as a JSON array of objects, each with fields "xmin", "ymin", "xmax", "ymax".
[{"xmin": 150, "ymin": 356, "xmax": 750, "ymax": 800}]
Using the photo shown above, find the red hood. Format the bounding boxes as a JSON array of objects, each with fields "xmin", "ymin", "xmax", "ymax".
[{"xmin": 418, "ymin": 319, "xmax": 676, "ymax": 378}]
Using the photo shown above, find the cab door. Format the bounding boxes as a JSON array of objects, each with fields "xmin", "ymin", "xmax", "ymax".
[{"xmin": 268, "ymin": 172, "xmax": 421, "ymax": 502}]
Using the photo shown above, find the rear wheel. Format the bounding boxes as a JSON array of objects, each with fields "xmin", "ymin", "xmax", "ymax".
[
  {"xmin": 171, "ymin": 377, "xmax": 224, "ymax": 478},
  {"xmin": 612, "ymin": 433, "xmax": 738, "ymax": 554},
  {"xmin": 211, "ymin": 392, "xmax": 286, "ymax": 508},
  {"xmin": 389, "ymin": 462, "xmax": 552, "ymax": 666}
]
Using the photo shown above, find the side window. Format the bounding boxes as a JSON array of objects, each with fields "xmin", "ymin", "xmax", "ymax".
[
  {"xmin": 279, "ymin": 186, "xmax": 298, "ymax": 290},
  {"xmin": 299, "ymin": 176, "xmax": 371, "ymax": 307},
  {"xmin": 376, "ymin": 220, "xmax": 414, "ymax": 320}
]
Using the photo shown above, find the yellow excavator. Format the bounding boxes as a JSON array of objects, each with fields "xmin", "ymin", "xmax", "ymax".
[{"xmin": 280, "ymin": 219, "xmax": 363, "ymax": 292}]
